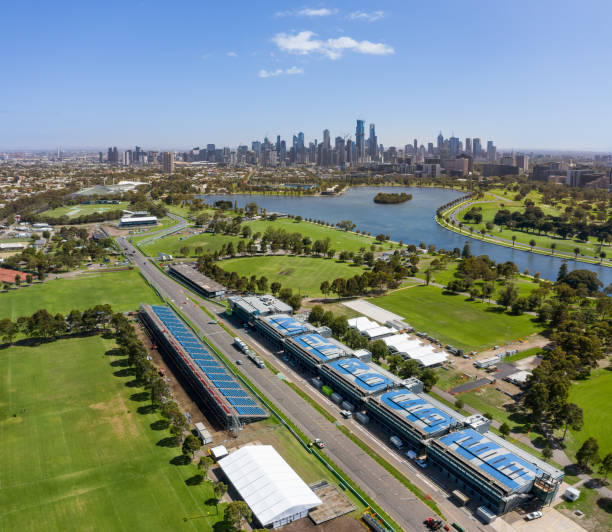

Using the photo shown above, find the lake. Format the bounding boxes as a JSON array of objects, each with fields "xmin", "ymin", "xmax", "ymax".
[{"xmin": 202, "ymin": 186, "xmax": 612, "ymax": 286}]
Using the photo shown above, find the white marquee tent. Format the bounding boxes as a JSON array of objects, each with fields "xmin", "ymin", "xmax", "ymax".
[{"xmin": 218, "ymin": 445, "xmax": 322, "ymax": 528}]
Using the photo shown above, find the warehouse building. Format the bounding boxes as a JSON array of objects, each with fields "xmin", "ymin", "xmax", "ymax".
[
  {"xmin": 140, "ymin": 304, "xmax": 268, "ymax": 428},
  {"xmin": 119, "ymin": 211, "xmax": 158, "ymax": 227},
  {"xmin": 284, "ymin": 333, "xmax": 351, "ymax": 372},
  {"xmin": 366, "ymin": 385, "xmax": 465, "ymax": 451},
  {"xmin": 383, "ymin": 333, "xmax": 448, "ymax": 367},
  {"xmin": 319, "ymin": 357, "xmax": 401, "ymax": 406},
  {"xmin": 427, "ymin": 428, "xmax": 562, "ymax": 514},
  {"xmin": 219, "ymin": 445, "xmax": 321, "ymax": 529},
  {"xmin": 168, "ymin": 263, "xmax": 226, "ymax": 298},
  {"xmin": 228, "ymin": 294, "xmax": 292, "ymax": 323},
  {"xmin": 254, "ymin": 313, "xmax": 315, "ymax": 348}
]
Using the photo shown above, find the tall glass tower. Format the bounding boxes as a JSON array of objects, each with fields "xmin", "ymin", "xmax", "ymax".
[{"xmin": 356, "ymin": 120, "xmax": 365, "ymax": 163}]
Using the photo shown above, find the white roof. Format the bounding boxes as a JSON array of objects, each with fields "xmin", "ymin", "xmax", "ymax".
[
  {"xmin": 364, "ymin": 326, "xmax": 395, "ymax": 338},
  {"xmin": 506, "ymin": 370, "xmax": 531, "ymax": 384},
  {"xmin": 219, "ymin": 445, "xmax": 321, "ymax": 526},
  {"xmin": 210, "ymin": 445, "xmax": 228, "ymax": 458},
  {"xmin": 347, "ymin": 316, "xmax": 379, "ymax": 333},
  {"xmin": 413, "ymin": 351, "xmax": 447, "ymax": 367}
]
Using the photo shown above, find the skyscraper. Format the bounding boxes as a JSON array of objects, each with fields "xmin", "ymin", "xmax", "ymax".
[
  {"xmin": 356, "ymin": 120, "xmax": 365, "ymax": 163},
  {"xmin": 162, "ymin": 151, "xmax": 175, "ymax": 174},
  {"xmin": 297, "ymin": 132, "xmax": 305, "ymax": 164},
  {"xmin": 368, "ymin": 123, "xmax": 377, "ymax": 159},
  {"xmin": 449, "ymin": 136, "xmax": 460, "ymax": 158},
  {"xmin": 465, "ymin": 138, "xmax": 472, "ymax": 155},
  {"xmin": 472, "ymin": 138, "xmax": 482, "ymax": 158},
  {"xmin": 487, "ymin": 141, "xmax": 496, "ymax": 161},
  {"xmin": 335, "ymin": 136, "xmax": 345, "ymax": 165},
  {"xmin": 437, "ymin": 132, "xmax": 444, "ymax": 151}
]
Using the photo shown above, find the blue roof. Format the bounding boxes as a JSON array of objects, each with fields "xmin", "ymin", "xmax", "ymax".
[
  {"xmin": 291, "ymin": 334, "xmax": 346, "ymax": 362},
  {"xmin": 262, "ymin": 314, "xmax": 311, "ymax": 337},
  {"xmin": 438, "ymin": 429, "xmax": 544, "ymax": 492},
  {"xmin": 380, "ymin": 388, "xmax": 457, "ymax": 435},
  {"xmin": 150, "ymin": 305, "xmax": 266, "ymax": 419},
  {"xmin": 327, "ymin": 357, "xmax": 395, "ymax": 393}
]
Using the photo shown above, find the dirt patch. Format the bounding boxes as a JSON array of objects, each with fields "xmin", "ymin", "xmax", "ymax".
[
  {"xmin": 89, "ymin": 393, "xmax": 139, "ymax": 439},
  {"xmin": 281, "ymin": 513, "xmax": 363, "ymax": 532},
  {"xmin": 278, "ymin": 269, "xmax": 294, "ymax": 276}
]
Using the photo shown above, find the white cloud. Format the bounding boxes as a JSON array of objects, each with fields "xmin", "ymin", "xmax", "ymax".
[
  {"xmin": 285, "ymin": 66, "xmax": 304, "ymax": 74},
  {"xmin": 226, "ymin": 51, "xmax": 238, "ymax": 57},
  {"xmin": 272, "ymin": 31, "xmax": 394, "ymax": 59},
  {"xmin": 348, "ymin": 10, "xmax": 385, "ymax": 22},
  {"xmin": 275, "ymin": 7, "xmax": 337, "ymax": 17},
  {"xmin": 258, "ymin": 66, "xmax": 304, "ymax": 78}
]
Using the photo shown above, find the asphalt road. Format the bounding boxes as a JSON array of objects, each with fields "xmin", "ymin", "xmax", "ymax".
[{"xmin": 117, "ymin": 235, "xmax": 489, "ymax": 531}]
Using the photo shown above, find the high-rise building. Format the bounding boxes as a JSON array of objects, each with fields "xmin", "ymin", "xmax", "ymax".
[
  {"xmin": 449, "ymin": 136, "xmax": 460, "ymax": 158},
  {"xmin": 413, "ymin": 138, "xmax": 418, "ymax": 154},
  {"xmin": 437, "ymin": 132, "xmax": 444, "ymax": 151},
  {"xmin": 98, "ymin": 151, "xmax": 103, "ymax": 163},
  {"xmin": 279, "ymin": 140, "xmax": 286, "ymax": 165},
  {"xmin": 368, "ymin": 123, "xmax": 377, "ymax": 159},
  {"xmin": 487, "ymin": 141, "xmax": 496, "ymax": 161},
  {"xmin": 162, "ymin": 151, "xmax": 175, "ymax": 174},
  {"xmin": 297, "ymin": 132, "xmax": 305, "ymax": 164},
  {"xmin": 472, "ymin": 138, "xmax": 482, "ymax": 158},
  {"xmin": 515, "ymin": 154, "xmax": 529, "ymax": 173},
  {"xmin": 465, "ymin": 138, "xmax": 472, "ymax": 155},
  {"xmin": 356, "ymin": 120, "xmax": 365, "ymax": 162},
  {"xmin": 335, "ymin": 136, "xmax": 345, "ymax": 165},
  {"xmin": 427, "ymin": 142, "xmax": 434, "ymax": 154}
]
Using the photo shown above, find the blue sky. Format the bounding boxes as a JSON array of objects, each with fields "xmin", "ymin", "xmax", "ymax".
[{"xmin": 2, "ymin": 1, "xmax": 611, "ymax": 151}]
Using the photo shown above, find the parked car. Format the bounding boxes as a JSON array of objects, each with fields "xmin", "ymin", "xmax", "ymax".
[
  {"xmin": 525, "ymin": 511, "xmax": 542, "ymax": 521},
  {"xmin": 236, "ymin": 359, "xmax": 243, "ymax": 365}
]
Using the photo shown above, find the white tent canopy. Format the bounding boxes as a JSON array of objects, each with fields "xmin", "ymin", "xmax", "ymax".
[{"xmin": 219, "ymin": 445, "xmax": 321, "ymax": 528}]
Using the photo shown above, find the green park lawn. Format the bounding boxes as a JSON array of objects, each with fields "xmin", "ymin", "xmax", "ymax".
[
  {"xmin": 246, "ymin": 218, "xmax": 393, "ymax": 254},
  {"xmin": 141, "ymin": 232, "xmax": 244, "ymax": 258},
  {"xmin": 457, "ymin": 194, "xmax": 607, "ymax": 259},
  {"xmin": 40, "ymin": 202, "xmax": 129, "ymax": 219},
  {"xmin": 0, "ymin": 269, "xmax": 161, "ymax": 320},
  {"xmin": 0, "ymin": 335, "xmax": 224, "ymax": 531},
  {"xmin": 140, "ymin": 217, "xmax": 394, "ymax": 258},
  {"xmin": 370, "ymin": 285, "xmax": 543, "ymax": 351},
  {"xmin": 565, "ymin": 368, "xmax": 612, "ymax": 459},
  {"xmin": 219, "ymin": 255, "xmax": 366, "ymax": 297}
]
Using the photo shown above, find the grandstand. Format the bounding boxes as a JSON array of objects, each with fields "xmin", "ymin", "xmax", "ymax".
[
  {"xmin": 140, "ymin": 304, "xmax": 268, "ymax": 428},
  {"xmin": 168, "ymin": 263, "xmax": 226, "ymax": 298},
  {"xmin": 228, "ymin": 294, "xmax": 292, "ymax": 323}
]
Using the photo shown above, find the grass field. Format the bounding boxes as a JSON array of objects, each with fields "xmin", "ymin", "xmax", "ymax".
[
  {"xmin": 566, "ymin": 368, "xmax": 612, "ymax": 459},
  {"xmin": 40, "ymin": 202, "xmax": 129, "ymax": 219},
  {"xmin": 0, "ymin": 269, "xmax": 162, "ymax": 320},
  {"xmin": 141, "ymin": 232, "xmax": 244, "ymax": 257},
  {"xmin": 0, "ymin": 335, "xmax": 223, "ymax": 531},
  {"xmin": 141, "ymin": 217, "xmax": 394, "ymax": 258},
  {"xmin": 219, "ymin": 255, "xmax": 366, "ymax": 296},
  {"xmin": 370, "ymin": 285, "xmax": 543, "ymax": 351}
]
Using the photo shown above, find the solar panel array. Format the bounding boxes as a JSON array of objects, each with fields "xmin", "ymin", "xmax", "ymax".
[
  {"xmin": 439, "ymin": 428, "xmax": 542, "ymax": 492},
  {"xmin": 381, "ymin": 389, "xmax": 456, "ymax": 434},
  {"xmin": 150, "ymin": 305, "xmax": 266, "ymax": 418},
  {"xmin": 262, "ymin": 314, "xmax": 311, "ymax": 337},
  {"xmin": 292, "ymin": 333, "xmax": 345, "ymax": 362},
  {"xmin": 327, "ymin": 357, "xmax": 395, "ymax": 393}
]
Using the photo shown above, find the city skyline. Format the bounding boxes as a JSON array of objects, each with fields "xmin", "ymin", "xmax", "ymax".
[{"xmin": 2, "ymin": 1, "xmax": 611, "ymax": 151}]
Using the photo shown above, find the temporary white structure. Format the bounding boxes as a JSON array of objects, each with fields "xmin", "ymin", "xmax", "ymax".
[
  {"xmin": 218, "ymin": 445, "xmax": 322, "ymax": 528},
  {"xmin": 347, "ymin": 316, "xmax": 379, "ymax": 334}
]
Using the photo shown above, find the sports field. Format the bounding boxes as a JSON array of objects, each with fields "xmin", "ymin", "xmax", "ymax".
[
  {"xmin": 40, "ymin": 202, "xmax": 129, "ymax": 219},
  {"xmin": 370, "ymin": 285, "xmax": 542, "ymax": 351},
  {"xmin": 0, "ymin": 269, "xmax": 161, "ymax": 320},
  {"xmin": 0, "ymin": 335, "xmax": 223, "ymax": 531},
  {"xmin": 566, "ymin": 368, "xmax": 612, "ymax": 459},
  {"xmin": 220, "ymin": 255, "xmax": 366, "ymax": 296}
]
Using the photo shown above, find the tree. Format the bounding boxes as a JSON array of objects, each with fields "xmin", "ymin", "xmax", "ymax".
[
  {"xmin": 550, "ymin": 242, "xmax": 556, "ymax": 255},
  {"xmin": 182, "ymin": 434, "xmax": 201, "ymax": 458},
  {"xmin": 512, "ymin": 235, "xmax": 516, "ymax": 247},
  {"xmin": 224, "ymin": 501, "xmax": 252, "ymax": 530},
  {"xmin": 599, "ymin": 453, "xmax": 612, "ymax": 484},
  {"xmin": 370, "ymin": 340, "xmax": 388, "ymax": 362},
  {"xmin": 559, "ymin": 269, "xmax": 602, "ymax": 294},
  {"xmin": 499, "ymin": 422, "xmax": 511, "ymax": 437},
  {"xmin": 542, "ymin": 444, "xmax": 553, "ymax": 461},
  {"xmin": 213, "ymin": 481, "xmax": 228, "ymax": 512},
  {"xmin": 270, "ymin": 281, "xmax": 281, "ymax": 296},
  {"xmin": 198, "ymin": 456, "xmax": 214, "ymax": 480},
  {"xmin": 529, "ymin": 239, "xmax": 536, "ymax": 251},
  {"xmin": 461, "ymin": 243, "xmax": 471, "ymax": 258},
  {"xmin": 425, "ymin": 267, "xmax": 432, "ymax": 286},
  {"xmin": 0, "ymin": 318, "xmax": 18, "ymax": 344},
  {"xmin": 455, "ymin": 398, "xmax": 464, "ymax": 409},
  {"xmin": 574, "ymin": 247, "xmax": 580, "ymax": 259},
  {"xmin": 560, "ymin": 403, "xmax": 583, "ymax": 441},
  {"xmin": 420, "ymin": 368, "xmax": 438, "ymax": 392},
  {"xmin": 319, "ymin": 280, "xmax": 330, "ymax": 297},
  {"xmin": 576, "ymin": 437, "xmax": 600, "ymax": 470},
  {"xmin": 308, "ymin": 305, "xmax": 324, "ymax": 325},
  {"xmin": 557, "ymin": 262, "xmax": 568, "ymax": 281},
  {"xmin": 497, "ymin": 283, "xmax": 518, "ymax": 309},
  {"xmin": 398, "ymin": 359, "xmax": 420, "ymax": 379}
]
